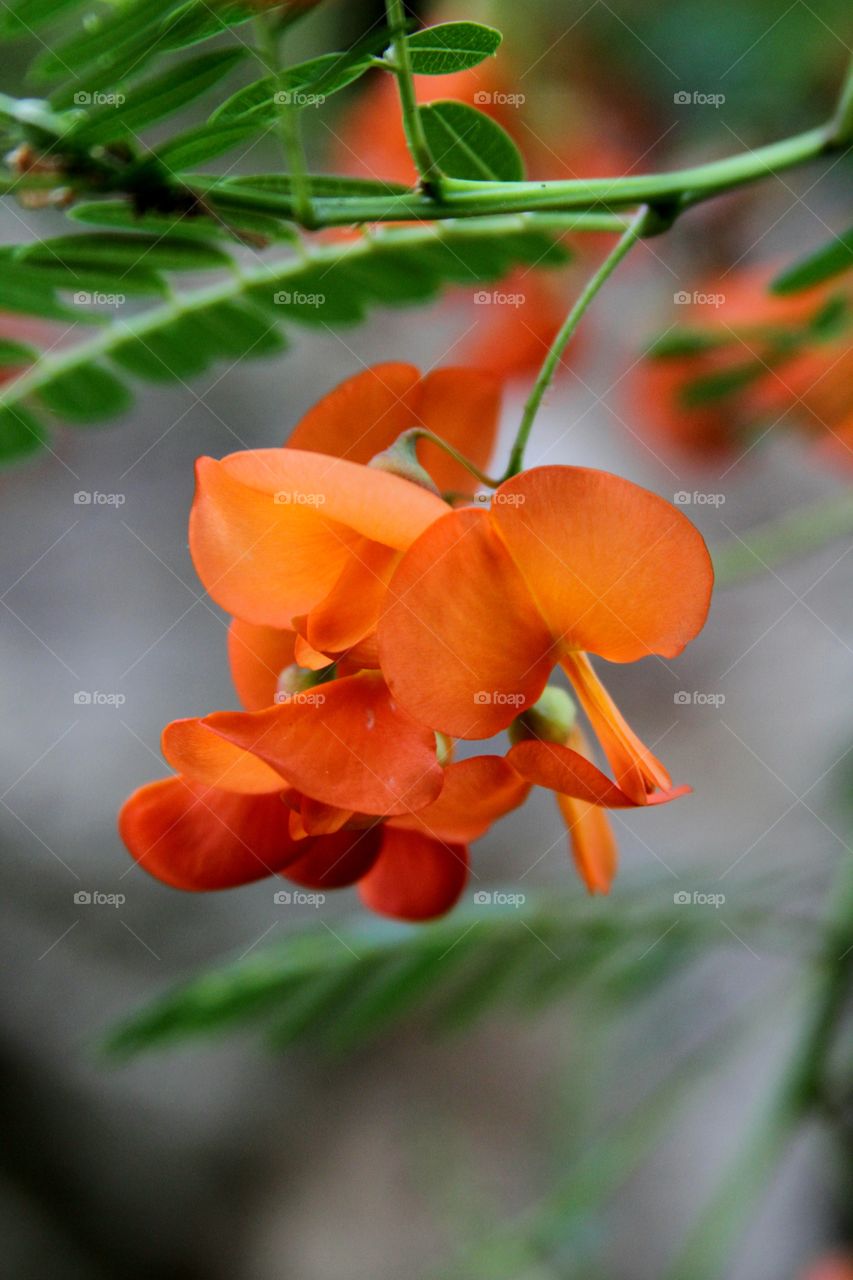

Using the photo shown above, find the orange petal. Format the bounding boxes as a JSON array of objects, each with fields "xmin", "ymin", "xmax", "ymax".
[
  {"xmin": 293, "ymin": 630, "xmax": 334, "ymax": 670},
  {"xmin": 379, "ymin": 506, "xmax": 554, "ymax": 737},
  {"xmin": 162, "ymin": 716, "xmax": 286, "ymax": 795},
  {"xmin": 228, "ymin": 619, "xmax": 297, "ymax": 710},
  {"xmin": 492, "ymin": 466, "xmax": 714, "ymax": 662},
  {"xmin": 119, "ymin": 776, "xmax": 298, "ymax": 890},
  {"xmin": 189, "ymin": 452, "xmax": 447, "ymax": 627},
  {"xmin": 507, "ymin": 738, "xmax": 689, "ymax": 807},
  {"xmin": 389, "ymin": 754, "xmax": 529, "ymax": 841},
  {"xmin": 358, "ymin": 827, "xmax": 468, "ymax": 920},
  {"xmin": 297, "ymin": 795, "xmax": 353, "ymax": 836},
  {"xmin": 305, "ymin": 538, "xmax": 398, "ymax": 654},
  {"xmin": 166, "ymin": 673, "xmax": 443, "ymax": 816},
  {"xmin": 413, "ymin": 367, "xmax": 501, "ymax": 493},
  {"xmin": 556, "ymin": 793, "xmax": 619, "ymax": 895},
  {"xmin": 285, "ymin": 362, "xmax": 422, "ymax": 460},
  {"xmin": 283, "ymin": 825, "xmax": 382, "ymax": 889},
  {"xmin": 562, "ymin": 650, "xmax": 672, "ymax": 802}
]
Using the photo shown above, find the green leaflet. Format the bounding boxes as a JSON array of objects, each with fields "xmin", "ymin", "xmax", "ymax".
[
  {"xmin": 418, "ymin": 99, "xmax": 525, "ymax": 181},
  {"xmin": 405, "ymin": 21, "xmax": 502, "ymax": 75},
  {"xmin": 771, "ymin": 224, "xmax": 853, "ymax": 294},
  {"xmin": 66, "ymin": 49, "xmax": 245, "ymax": 146}
]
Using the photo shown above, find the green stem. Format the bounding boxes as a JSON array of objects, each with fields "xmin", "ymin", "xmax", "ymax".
[
  {"xmin": 394, "ymin": 427, "xmax": 504, "ymax": 489},
  {"xmin": 830, "ymin": 52, "xmax": 853, "ymax": 145},
  {"xmin": 713, "ymin": 490, "xmax": 853, "ymax": 586},
  {"xmin": 253, "ymin": 13, "xmax": 314, "ymax": 229},
  {"xmin": 384, "ymin": 0, "xmax": 440, "ymax": 192},
  {"xmin": 504, "ymin": 205, "xmax": 652, "ymax": 478}
]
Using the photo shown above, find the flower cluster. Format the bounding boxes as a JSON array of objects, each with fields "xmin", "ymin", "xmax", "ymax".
[{"xmin": 120, "ymin": 363, "xmax": 714, "ymax": 920}]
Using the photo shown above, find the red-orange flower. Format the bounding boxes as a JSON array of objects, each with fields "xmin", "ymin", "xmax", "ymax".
[
  {"xmin": 378, "ymin": 466, "xmax": 713, "ymax": 822},
  {"xmin": 120, "ymin": 363, "xmax": 517, "ymax": 919}
]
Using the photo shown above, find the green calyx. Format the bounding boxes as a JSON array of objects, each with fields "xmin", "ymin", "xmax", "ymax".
[{"xmin": 509, "ymin": 686, "xmax": 577, "ymax": 746}]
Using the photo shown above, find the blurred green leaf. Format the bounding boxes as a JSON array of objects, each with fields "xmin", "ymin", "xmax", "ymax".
[
  {"xmin": 771, "ymin": 224, "xmax": 853, "ymax": 294},
  {"xmin": 405, "ymin": 22, "xmax": 502, "ymax": 75},
  {"xmin": 19, "ymin": 232, "xmax": 233, "ymax": 272},
  {"xmin": 38, "ymin": 363, "xmax": 133, "ymax": 421},
  {"xmin": 0, "ymin": 404, "xmax": 45, "ymax": 460},
  {"xmin": 67, "ymin": 49, "xmax": 244, "ymax": 146},
  {"xmin": 211, "ymin": 52, "xmax": 372, "ymax": 125},
  {"xmin": 102, "ymin": 883, "xmax": 781, "ymax": 1058},
  {"xmin": 0, "ymin": 338, "xmax": 38, "ymax": 366},
  {"xmin": 418, "ymin": 100, "xmax": 524, "ymax": 181},
  {"xmin": 0, "ymin": 0, "xmax": 86, "ymax": 39},
  {"xmin": 156, "ymin": 118, "xmax": 262, "ymax": 169}
]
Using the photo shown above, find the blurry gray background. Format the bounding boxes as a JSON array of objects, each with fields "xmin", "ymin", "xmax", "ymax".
[{"xmin": 1, "ymin": 0, "xmax": 852, "ymax": 1276}]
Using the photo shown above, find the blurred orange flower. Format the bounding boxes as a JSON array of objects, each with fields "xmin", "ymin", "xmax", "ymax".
[{"xmin": 634, "ymin": 265, "xmax": 853, "ymax": 466}]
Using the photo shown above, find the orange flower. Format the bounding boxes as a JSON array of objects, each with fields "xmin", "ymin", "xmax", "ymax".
[
  {"xmin": 120, "ymin": 363, "xmax": 517, "ymax": 919},
  {"xmin": 189, "ymin": 361, "xmax": 499, "ymax": 664},
  {"xmin": 378, "ymin": 466, "xmax": 713, "ymax": 821}
]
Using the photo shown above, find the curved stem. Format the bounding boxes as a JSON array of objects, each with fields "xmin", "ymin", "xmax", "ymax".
[
  {"xmin": 396, "ymin": 428, "xmax": 504, "ymax": 489},
  {"xmin": 504, "ymin": 205, "xmax": 653, "ymax": 478},
  {"xmin": 384, "ymin": 0, "xmax": 441, "ymax": 192}
]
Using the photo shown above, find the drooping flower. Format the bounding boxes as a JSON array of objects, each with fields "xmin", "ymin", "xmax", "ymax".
[
  {"xmin": 378, "ymin": 466, "xmax": 713, "ymax": 813},
  {"xmin": 120, "ymin": 363, "xmax": 519, "ymax": 919}
]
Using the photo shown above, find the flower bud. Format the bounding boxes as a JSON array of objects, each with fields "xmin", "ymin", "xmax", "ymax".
[
  {"xmin": 368, "ymin": 431, "xmax": 442, "ymax": 496},
  {"xmin": 509, "ymin": 686, "xmax": 577, "ymax": 746}
]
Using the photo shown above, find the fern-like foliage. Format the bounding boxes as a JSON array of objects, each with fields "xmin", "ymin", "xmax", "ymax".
[
  {"xmin": 103, "ymin": 878, "xmax": 790, "ymax": 1058},
  {"xmin": 0, "ymin": 217, "xmax": 569, "ymax": 458}
]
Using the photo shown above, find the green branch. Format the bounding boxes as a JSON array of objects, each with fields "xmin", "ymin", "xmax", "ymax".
[
  {"xmin": 505, "ymin": 205, "xmax": 653, "ymax": 478},
  {"xmin": 384, "ymin": 0, "xmax": 441, "ymax": 191},
  {"xmin": 253, "ymin": 12, "xmax": 314, "ymax": 230},
  {"xmin": 713, "ymin": 490, "xmax": 853, "ymax": 586}
]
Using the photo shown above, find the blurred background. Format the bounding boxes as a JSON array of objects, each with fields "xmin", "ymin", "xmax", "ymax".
[{"xmin": 1, "ymin": 0, "xmax": 852, "ymax": 1276}]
